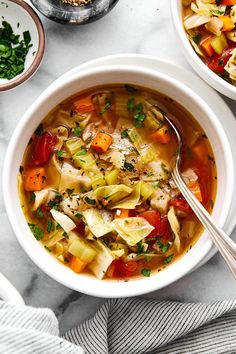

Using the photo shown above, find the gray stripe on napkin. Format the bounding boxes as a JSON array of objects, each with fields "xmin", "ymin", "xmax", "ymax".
[{"xmin": 64, "ymin": 298, "xmax": 236, "ymax": 354}]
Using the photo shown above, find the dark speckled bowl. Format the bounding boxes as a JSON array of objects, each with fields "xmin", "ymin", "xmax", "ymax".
[{"xmin": 30, "ymin": 0, "xmax": 119, "ymax": 24}]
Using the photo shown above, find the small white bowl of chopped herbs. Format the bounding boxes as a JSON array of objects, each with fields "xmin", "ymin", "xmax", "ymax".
[{"xmin": 0, "ymin": 0, "xmax": 45, "ymax": 91}]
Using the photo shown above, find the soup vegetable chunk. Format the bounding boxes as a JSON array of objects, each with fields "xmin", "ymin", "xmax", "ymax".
[
  {"xmin": 182, "ymin": 0, "xmax": 236, "ymax": 85},
  {"xmin": 19, "ymin": 85, "xmax": 216, "ymax": 280}
]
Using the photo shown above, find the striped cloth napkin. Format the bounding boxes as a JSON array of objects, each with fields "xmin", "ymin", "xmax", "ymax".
[{"xmin": 1, "ymin": 298, "xmax": 236, "ymax": 354}]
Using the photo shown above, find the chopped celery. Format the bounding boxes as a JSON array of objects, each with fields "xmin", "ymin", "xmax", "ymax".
[
  {"xmin": 140, "ymin": 145, "xmax": 156, "ymax": 164},
  {"xmin": 68, "ymin": 238, "xmax": 97, "ymax": 263},
  {"xmin": 127, "ymin": 127, "xmax": 155, "ymax": 163},
  {"xmin": 105, "ymin": 168, "xmax": 119, "ymax": 185},
  {"xmin": 144, "ymin": 113, "xmax": 162, "ymax": 133},
  {"xmin": 140, "ymin": 182, "xmax": 154, "ymax": 201},
  {"xmin": 73, "ymin": 152, "xmax": 99, "ymax": 173},
  {"xmin": 211, "ymin": 34, "xmax": 228, "ymax": 55},
  {"xmin": 115, "ymin": 94, "xmax": 130, "ymax": 117},
  {"xmin": 65, "ymin": 139, "xmax": 84, "ymax": 155},
  {"xmin": 45, "ymin": 230, "xmax": 65, "ymax": 248},
  {"xmin": 91, "ymin": 173, "xmax": 106, "ymax": 190},
  {"xmin": 127, "ymin": 127, "xmax": 142, "ymax": 151}
]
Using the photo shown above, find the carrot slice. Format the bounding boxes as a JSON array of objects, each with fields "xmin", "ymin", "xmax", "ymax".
[
  {"xmin": 23, "ymin": 167, "xmax": 47, "ymax": 192},
  {"xmin": 115, "ymin": 209, "xmax": 129, "ymax": 218},
  {"xmin": 200, "ymin": 36, "xmax": 215, "ymax": 57},
  {"xmin": 73, "ymin": 96, "xmax": 94, "ymax": 113},
  {"xmin": 91, "ymin": 131, "xmax": 113, "ymax": 153},
  {"xmin": 69, "ymin": 256, "xmax": 87, "ymax": 273},
  {"xmin": 151, "ymin": 125, "xmax": 171, "ymax": 144},
  {"xmin": 192, "ymin": 142, "xmax": 208, "ymax": 164},
  {"xmin": 188, "ymin": 181, "xmax": 203, "ymax": 202},
  {"xmin": 219, "ymin": 16, "xmax": 235, "ymax": 32},
  {"xmin": 222, "ymin": 0, "xmax": 236, "ymax": 5}
]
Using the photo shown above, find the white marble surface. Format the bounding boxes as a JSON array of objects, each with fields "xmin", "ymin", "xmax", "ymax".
[{"xmin": 1, "ymin": 0, "xmax": 236, "ymax": 333}]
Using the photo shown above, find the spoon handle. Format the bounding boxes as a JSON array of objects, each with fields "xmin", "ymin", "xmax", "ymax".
[{"xmin": 172, "ymin": 167, "xmax": 236, "ymax": 279}]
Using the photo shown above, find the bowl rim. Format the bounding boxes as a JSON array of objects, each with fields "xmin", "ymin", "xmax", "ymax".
[
  {"xmin": 30, "ymin": 0, "xmax": 120, "ymax": 25},
  {"xmin": 171, "ymin": 0, "xmax": 236, "ymax": 99},
  {"xmin": 0, "ymin": 0, "xmax": 45, "ymax": 92},
  {"xmin": 3, "ymin": 65, "xmax": 234, "ymax": 297}
]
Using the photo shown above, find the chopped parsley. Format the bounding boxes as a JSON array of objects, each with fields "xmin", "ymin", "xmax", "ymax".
[
  {"xmin": 141, "ymin": 268, "xmax": 151, "ymax": 277},
  {"xmin": 127, "ymin": 97, "xmax": 135, "ymax": 111},
  {"xmin": 163, "ymin": 254, "xmax": 174, "ymax": 264},
  {"xmin": 0, "ymin": 21, "xmax": 32, "ymax": 80},
  {"xmin": 75, "ymin": 213, "xmax": 83, "ymax": 219},
  {"xmin": 36, "ymin": 207, "xmax": 44, "ymax": 219},
  {"xmin": 47, "ymin": 220, "xmax": 55, "ymax": 233},
  {"xmin": 57, "ymin": 150, "xmax": 64, "ymax": 160},
  {"xmin": 29, "ymin": 192, "xmax": 36, "ymax": 203},
  {"xmin": 74, "ymin": 123, "xmax": 83, "ymax": 137},
  {"xmin": 123, "ymin": 161, "xmax": 135, "ymax": 172},
  {"xmin": 157, "ymin": 238, "xmax": 170, "ymax": 253},
  {"xmin": 101, "ymin": 98, "xmax": 112, "ymax": 114},
  {"xmin": 84, "ymin": 196, "xmax": 96, "ymax": 205},
  {"xmin": 121, "ymin": 129, "xmax": 129, "ymax": 139},
  {"xmin": 76, "ymin": 146, "xmax": 87, "ymax": 156},
  {"xmin": 28, "ymin": 223, "xmax": 44, "ymax": 240},
  {"xmin": 66, "ymin": 188, "xmax": 74, "ymax": 196},
  {"xmin": 34, "ymin": 123, "xmax": 43, "ymax": 136},
  {"xmin": 192, "ymin": 33, "xmax": 201, "ymax": 45},
  {"xmin": 137, "ymin": 241, "xmax": 144, "ymax": 254},
  {"xmin": 133, "ymin": 102, "xmax": 146, "ymax": 128}
]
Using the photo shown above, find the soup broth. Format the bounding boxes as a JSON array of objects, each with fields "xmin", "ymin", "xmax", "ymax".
[{"xmin": 18, "ymin": 84, "xmax": 216, "ymax": 280}]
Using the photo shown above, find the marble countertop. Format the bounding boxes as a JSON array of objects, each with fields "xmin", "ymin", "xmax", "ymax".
[{"xmin": 1, "ymin": 0, "xmax": 236, "ymax": 333}]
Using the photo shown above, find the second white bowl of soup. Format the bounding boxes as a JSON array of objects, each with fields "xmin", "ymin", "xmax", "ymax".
[
  {"xmin": 171, "ymin": 0, "xmax": 236, "ymax": 100},
  {"xmin": 3, "ymin": 65, "xmax": 234, "ymax": 297}
]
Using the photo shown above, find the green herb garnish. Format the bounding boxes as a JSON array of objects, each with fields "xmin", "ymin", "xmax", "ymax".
[
  {"xmin": 66, "ymin": 188, "xmax": 74, "ymax": 196},
  {"xmin": 34, "ymin": 123, "xmax": 43, "ymax": 136},
  {"xmin": 36, "ymin": 207, "xmax": 44, "ymax": 219},
  {"xmin": 29, "ymin": 192, "xmax": 36, "ymax": 203},
  {"xmin": 75, "ymin": 213, "xmax": 83, "ymax": 219},
  {"xmin": 85, "ymin": 196, "xmax": 96, "ymax": 205},
  {"xmin": 0, "ymin": 21, "xmax": 32, "ymax": 80},
  {"xmin": 74, "ymin": 123, "xmax": 83, "ymax": 137},
  {"xmin": 101, "ymin": 98, "xmax": 112, "ymax": 114},
  {"xmin": 163, "ymin": 254, "xmax": 174, "ymax": 264},
  {"xmin": 57, "ymin": 150, "xmax": 64, "ymax": 159},
  {"xmin": 127, "ymin": 97, "xmax": 135, "ymax": 111},
  {"xmin": 121, "ymin": 129, "xmax": 129, "ymax": 139},
  {"xmin": 141, "ymin": 268, "xmax": 151, "ymax": 277},
  {"xmin": 192, "ymin": 33, "xmax": 201, "ymax": 45},
  {"xmin": 76, "ymin": 146, "xmax": 87, "ymax": 156},
  {"xmin": 44, "ymin": 245, "xmax": 52, "ymax": 252},
  {"xmin": 133, "ymin": 102, "xmax": 146, "ymax": 128},
  {"xmin": 28, "ymin": 223, "xmax": 44, "ymax": 240},
  {"xmin": 123, "ymin": 161, "xmax": 135, "ymax": 172},
  {"xmin": 47, "ymin": 220, "xmax": 55, "ymax": 233}
]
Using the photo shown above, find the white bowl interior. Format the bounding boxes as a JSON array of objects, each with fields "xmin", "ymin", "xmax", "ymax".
[
  {"xmin": 171, "ymin": 0, "xmax": 236, "ymax": 100},
  {"xmin": 0, "ymin": 0, "xmax": 40, "ymax": 84},
  {"xmin": 3, "ymin": 66, "xmax": 234, "ymax": 297}
]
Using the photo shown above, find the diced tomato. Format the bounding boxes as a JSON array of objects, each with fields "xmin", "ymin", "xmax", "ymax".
[
  {"xmin": 206, "ymin": 44, "xmax": 236, "ymax": 74},
  {"xmin": 112, "ymin": 260, "xmax": 138, "ymax": 278},
  {"xmin": 75, "ymin": 221, "xmax": 86, "ymax": 237},
  {"xmin": 170, "ymin": 196, "xmax": 192, "ymax": 214},
  {"xmin": 33, "ymin": 132, "xmax": 58, "ymax": 166},
  {"xmin": 139, "ymin": 211, "xmax": 171, "ymax": 241},
  {"xmin": 139, "ymin": 210, "xmax": 161, "ymax": 238},
  {"xmin": 158, "ymin": 217, "xmax": 172, "ymax": 242}
]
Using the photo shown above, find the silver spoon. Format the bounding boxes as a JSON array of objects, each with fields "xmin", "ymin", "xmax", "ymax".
[{"xmin": 164, "ymin": 114, "xmax": 236, "ymax": 278}]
